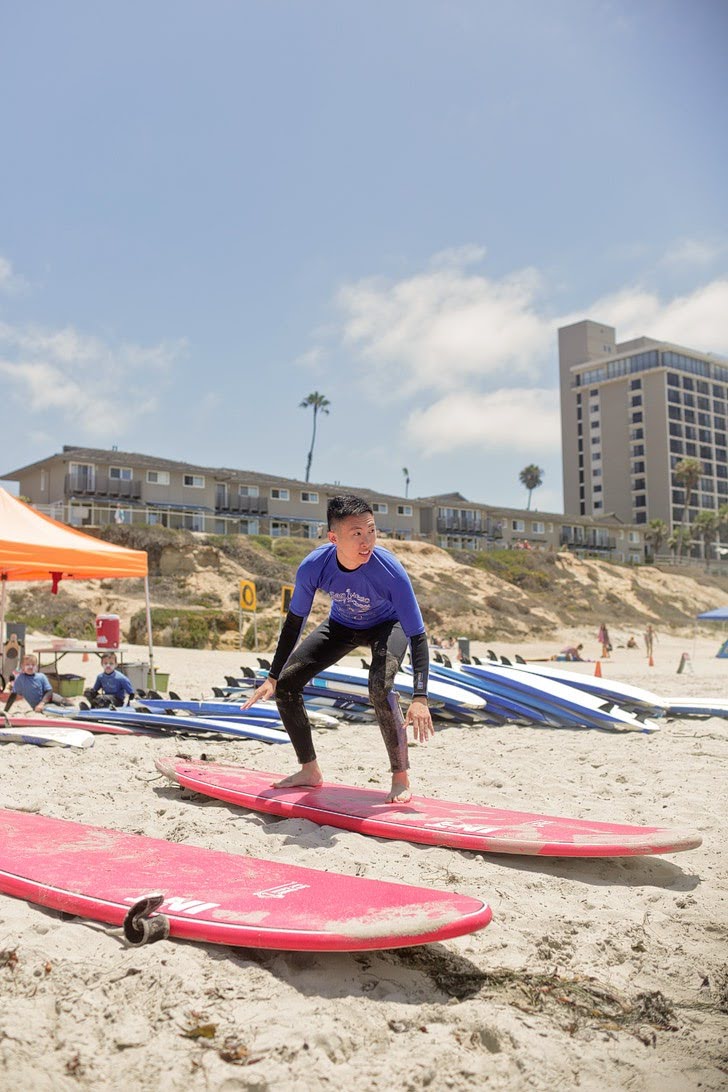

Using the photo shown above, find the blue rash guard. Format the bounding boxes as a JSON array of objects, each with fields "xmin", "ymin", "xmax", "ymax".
[
  {"xmin": 11, "ymin": 671, "xmax": 53, "ymax": 707},
  {"xmin": 289, "ymin": 544, "xmax": 425, "ymax": 636},
  {"xmin": 90, "ymin": 669, "xmax": 135, "ymax": 702},
  {"xmin": 271, "ymin": 543, "xmax": 429, "ymax": 696}
]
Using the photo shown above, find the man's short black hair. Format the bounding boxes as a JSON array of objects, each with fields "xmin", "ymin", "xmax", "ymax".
[{"xmin": 327, "ymin": 494, "xmax": 373, "ymax": 530}]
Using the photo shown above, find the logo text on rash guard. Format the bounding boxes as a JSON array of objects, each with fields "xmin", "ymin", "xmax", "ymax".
[
  {"xmin": 331, "ymin": 588, "xmax": 371, "ymax": 615},
  {"xmin": 412, "ymin": 671, "xmax": 425, "ymax": 692}
]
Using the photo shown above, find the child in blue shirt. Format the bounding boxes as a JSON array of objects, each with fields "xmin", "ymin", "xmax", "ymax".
[
  {"xmin": 243, "ymin": 494, "xmax": 433, "ymax": 803},
  {"xmin": 4, "ymin": 654, "xmax": 55, "ymax": 712},
  {"xmin": 85, "ymin": 653, "xmax": 135, "ymax": 707}
]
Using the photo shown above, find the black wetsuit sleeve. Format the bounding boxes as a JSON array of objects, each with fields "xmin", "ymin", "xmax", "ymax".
[
  {"xmin": 410, "ymin": 632, "xmax": 430, "ymax": 697},
  {"xmin": 269, "ymin": 611, "xmax": 306, "ymax": 680}
]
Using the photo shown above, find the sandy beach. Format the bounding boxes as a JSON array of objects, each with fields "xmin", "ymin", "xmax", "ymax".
[{"xmin": 0, "ymin": 627, "xmax": 726, "ymax": 1091}]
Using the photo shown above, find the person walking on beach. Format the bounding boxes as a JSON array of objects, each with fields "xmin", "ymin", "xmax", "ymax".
[
  {"xmin": 644, "ymin": 624, "xmax": 656, "ymax": 659},
  {"xmin": 242, "ymin": 494, "xmax": 433, "ymax": 803},
  {"xmin": 597, "ymin": 622, "xmax": 611, "ymax": 659}
]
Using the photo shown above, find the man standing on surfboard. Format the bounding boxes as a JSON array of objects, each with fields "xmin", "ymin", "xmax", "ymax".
[{"xmin": 243, "ymin": 494, "xmax": 433, "ymax": 803}]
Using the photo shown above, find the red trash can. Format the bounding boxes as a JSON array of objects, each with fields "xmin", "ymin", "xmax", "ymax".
[{"xmin": 95, "ymin": 614, "xmax": 121, "ymax": 649}]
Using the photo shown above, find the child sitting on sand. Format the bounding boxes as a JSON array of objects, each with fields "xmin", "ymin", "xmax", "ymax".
[{"xmin": 84, "ymin": 652, "xmax": 136, "ymax": 707}]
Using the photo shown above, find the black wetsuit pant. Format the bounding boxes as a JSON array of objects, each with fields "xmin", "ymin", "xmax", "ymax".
[{"xmin": 275, "ymin": 617, "xmax": 410, "ymax": 773}]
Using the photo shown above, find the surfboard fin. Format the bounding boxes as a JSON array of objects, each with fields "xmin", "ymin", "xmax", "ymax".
[{"xmin": 123, "ymin": 893, "xmax": 170, "ymax": 947}]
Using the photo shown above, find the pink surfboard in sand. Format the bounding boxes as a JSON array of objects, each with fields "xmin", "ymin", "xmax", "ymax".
[
  {"xmin": 4, "ymin": 715, "xmax": 159, "ymax": 737},
  {"xmin": 0, "ymin": 809, "xmax": 492, "ymax": 951},
  {"xmin": 156, "ymin": 758, "xmax": 702, "ymax": 858}
]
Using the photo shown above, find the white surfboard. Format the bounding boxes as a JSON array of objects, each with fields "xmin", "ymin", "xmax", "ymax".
[{"xmin": 0, "ymin": 725, "xmax": 95, "ymax": 748}]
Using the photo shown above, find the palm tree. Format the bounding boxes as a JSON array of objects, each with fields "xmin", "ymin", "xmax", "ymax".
[
  {"xmin": 402, "ymin": 467, "xmax": 410, "ymax": 498},
  {"xmin": 645, "ymin": 518, "xmax": 668, "ymax": 562},
  {"xmin": 519, "ymin": 465, "xmax": 544, "ymax": 511},
  {"xmin": 668, "ymin": 526, "xmax": 692, "ymax": 559},
  {"xmin": 692, "ymin": 510, "xmax": 719, "ymax": 569},
  {"xmin": 300, "ymin": 392, "xmax": 330, "ymax": 483},
  {"xmin": 674, "ymin": 456, "xmax": 703, "ymax": 557}
]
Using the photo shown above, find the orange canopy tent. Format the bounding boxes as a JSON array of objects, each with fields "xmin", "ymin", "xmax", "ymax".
[{"xmin": 0, "ymin": 487, "xmax": 155, "ymax": 677}]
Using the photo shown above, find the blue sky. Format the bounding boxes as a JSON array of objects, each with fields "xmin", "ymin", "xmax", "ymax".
[{"xmin": 1, "ymin": 0, "xmax": 727, "ymax": 512}]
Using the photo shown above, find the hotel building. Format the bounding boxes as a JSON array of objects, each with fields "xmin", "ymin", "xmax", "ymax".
[{"xmin": 559, "ymin": 319, "xmax": 728, "ymax": 529}]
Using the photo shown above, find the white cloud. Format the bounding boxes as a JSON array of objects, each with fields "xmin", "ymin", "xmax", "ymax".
[
  {"xmin": 0, "ymin": 320, "xmax": 186, "ymax": 439},
  {"xmin": 337, "ymin": 264, "xmax": 553, "ymax": 395},
  {"xmin": 310, "ymin": 248, "xmax": 728, "ymax": 462},
  {"xmin": 0, "ymin": 256, "xmax": 28, "ymax": 295},
  {"xmin": 580, "ymin": 278, "xmax": 728, "ymax": 355},
  {"xmin": 660, "ymin": 238, "xmax": 726, "ymax": 269},
  {"xmin": 405, "ymin": 388, "xmax": 561, "ymax": 455}
]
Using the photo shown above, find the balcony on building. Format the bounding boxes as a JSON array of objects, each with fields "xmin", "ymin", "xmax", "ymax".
[
  {"xmin": 560, "ymin": 528, "xmax": 615, "ymax": 552},
  {"xmin": 64, "ymin": 471, "xmax": 142, "ymax": 500},
  {"xmin": 215, "ymin": 494, "xmax": 269, "ymax": 515}
]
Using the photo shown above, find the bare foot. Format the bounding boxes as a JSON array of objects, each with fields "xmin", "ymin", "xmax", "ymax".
[
  {"xmin": 387, "ymin": 773, "xmax": 412, "ymax": 804},
  {"xmin": 272, "ymin": 762, "xmax": 324, "ymax": 790}
]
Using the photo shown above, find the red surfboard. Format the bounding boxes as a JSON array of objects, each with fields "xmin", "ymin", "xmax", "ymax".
[
  {"xmin": 4, "ymin": 715, "xmax": 159, "ymax": 736},
  {"xmin": 0, "ymin": 809, "xmax": 492, "ymax": 951},
  {"xmin": 156, "ymin": 758, "xmax": 702, "ymax": 858}
]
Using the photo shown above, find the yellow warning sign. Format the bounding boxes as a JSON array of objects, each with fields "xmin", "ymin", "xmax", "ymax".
[
  {"xmin": 239, "ymin": 580, "xmax": 257, "ymax": 612},
  {"xmin": 280, "ymin": 584, "xmax": 294, "ymax": 614}
]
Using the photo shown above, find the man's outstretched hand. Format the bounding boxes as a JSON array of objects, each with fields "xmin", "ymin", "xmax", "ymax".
[
  {"xmin": 241, "ymin": 677, "xmax": 277, "ymax": 710},
  {"xmin": 403, "ymin": 696, "xmax": 434, "ymax": 742}
]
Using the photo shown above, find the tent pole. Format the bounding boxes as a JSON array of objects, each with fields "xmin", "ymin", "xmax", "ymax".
[
  {"xmin": 0, "ymin": 576, "xmax": 6, "ymax": 678},
  {"xmin": 144, "ymin": 574, "xmax": 156, "ymax": 686}
]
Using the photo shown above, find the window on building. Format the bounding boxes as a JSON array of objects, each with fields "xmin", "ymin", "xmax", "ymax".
[
  {"xmin": 183, "ymin": 474, "xmax": 205, "ymax": 488},
  {"xmin": 631, "ymin": 395, "xmax": 642, "ymax": 407},
  {"xmin": 69, "ymin": 462, "xmax": 95, "ymax": 488},
  {"xmin": 270, "ymin": 487, "xmax": 289, "ymax": 501},
  {"xmin": 271, "ymin": 521, "xmax": 289, "ymax": 537},
  {"xmin": 511, "ymin": 520, "xmax": 525, "ymax": 532},
  {"xmin": 632, "ymin": 460, "xmax": 645, "ymax": 473},
  {"xmin": 301, "ymin": 491, "xmax": 319, "ymax": 503},
  {"xmin": 531, "ymin": 521, "xmax": 545, "ymax": 533},
  {"xmin": 146, "ymin": 470, "xmax": 170, "ymax": 485},
  {"xmin": 667, "ymin": 373, "xmax": 679, "ymax": 386},
  {"xmin": 628, "ymin": 531, "xmax": 641, "ymax": 543},
  {"xmin": 238, "ymin": 485, "xmax": 259, "ymax": 497},
  {"xmin": 371, "ymin": 502, "xmax": 388, "ymax": 514},
  {"xmin": 397, "ymin": 504, "xmax": 413, "ymax": 516},
  {"xmin": 633, "ymin": 478, "xmax": 646, "ymax": 491},
  {"xmin": 634, "ymin": 495, "xmax": 646, "ymax": 508},
  {"xmin": 632, "ymin": 411, "xmax": 643, "ymax": 423},
  {"xmin": 109, "ymin": 466, "xmax": 133, "ymax": 480}
]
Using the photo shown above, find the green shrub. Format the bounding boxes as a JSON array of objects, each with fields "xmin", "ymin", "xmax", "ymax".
[{"xmin": 128, "ymin": 607, "xmax": 239, "ymax": 649}]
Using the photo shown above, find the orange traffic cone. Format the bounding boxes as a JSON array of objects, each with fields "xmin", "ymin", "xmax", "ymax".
[{"xmin": 594, "ymin": 660, "xmax": 602, "ymax": 678}]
